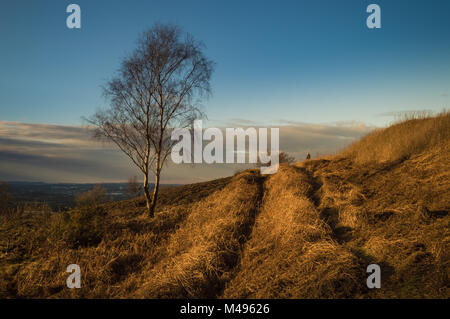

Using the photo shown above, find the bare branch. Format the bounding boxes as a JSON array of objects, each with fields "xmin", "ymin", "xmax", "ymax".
[{"xmin": 87, "ymin": 23, "xmax": 214, "ymax": 217}]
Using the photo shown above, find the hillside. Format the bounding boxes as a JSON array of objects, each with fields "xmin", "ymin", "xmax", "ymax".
[{"xmin": 0, "ymin": 112, "xmax": 449, "ymax": 298}]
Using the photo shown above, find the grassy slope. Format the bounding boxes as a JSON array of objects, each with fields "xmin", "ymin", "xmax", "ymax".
[{"xmin": 0, "ymin": 113, "xmax": 448, "ymax": 298}]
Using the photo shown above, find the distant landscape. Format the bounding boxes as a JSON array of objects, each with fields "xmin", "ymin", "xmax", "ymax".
[{"xmin": 6, "ymin": 182, "xmax": 178, "ymax": 211}]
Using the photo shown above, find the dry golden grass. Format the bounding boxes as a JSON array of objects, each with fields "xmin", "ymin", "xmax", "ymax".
[
  {"xmin": 0, "ymin": 112, "xmax": 448, "ymax": 298},
  {"xmin": 343, "ymin": 110, "xmax": 450, "ymax": 164},
  {"xmin": 0, "ymin": 178, "xmax": 231, "ymax": 298},
  {"xmin": 295, "ymin": 112, "xmax": 450, "ymax": 298},
  {"xmin": 222, "ymin": 166, "xmax": 362, "ymax": 298},
  {"xmin": 134, "ymin": 171, "xmax": 263, "ymax": 298}
]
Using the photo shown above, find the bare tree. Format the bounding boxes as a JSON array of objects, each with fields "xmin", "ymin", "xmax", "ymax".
[
  {"xmin": 279, "ymin": 151, "xmax": 296, "ymax": 164},
  {"xmin": 87, "ymin": 24, "xmax": 214, "ymax": 217},
  {"xmin": 255, "ymin": 151, "xmax": 296, "ymax": 168}
]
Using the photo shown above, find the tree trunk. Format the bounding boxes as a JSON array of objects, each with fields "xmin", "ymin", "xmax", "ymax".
[
  {"xmin": 149, "ymin": 170, "xmax": 160, "ymax": 218},
  {"xmin": 143, "ymin": 172, "xmax": 152, "ymax": 217}
]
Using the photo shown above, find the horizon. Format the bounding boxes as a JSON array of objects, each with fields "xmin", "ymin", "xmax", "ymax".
[{"xmin": 5, "ymin": 180, "xmax": 182, "ymax": 185}]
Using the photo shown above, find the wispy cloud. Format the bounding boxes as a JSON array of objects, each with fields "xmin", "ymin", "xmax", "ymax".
[
  {"xmin": 377, "ymin": 109, "xmax": 434, "ymax": 117},
  {"xmin": 207, "ymin": 118, "xmax": 267, "ymax": 127},
  {"xmin": 0, "ymin": 121, "xmax": 373, "ymax": 183}
]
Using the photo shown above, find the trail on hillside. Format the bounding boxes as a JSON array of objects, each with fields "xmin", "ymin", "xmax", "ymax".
[
  {"xmin": 304, "ymin": 160, "xmax": 360, "ymax": 244},
  {"xmin": 135, "ymin": 171, "xmax": 265, "ymax": 298},
  {"xmin": 222, "ymin": 165, "xmax": 363, "ymax": 298},
  {"xmin": 136, "ymin": 162, "xmax": 426, "ymax": 299},
  {"xmin": 131, "ymin": 165, "xmax": 367, "ymax": 298}
]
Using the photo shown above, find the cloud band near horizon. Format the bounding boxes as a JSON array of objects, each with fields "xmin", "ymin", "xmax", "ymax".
[{"xmin": 0, "ymin": 120, "xmax": 373, "ymax": 184}]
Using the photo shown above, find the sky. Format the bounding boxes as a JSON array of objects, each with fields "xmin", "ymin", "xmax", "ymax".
[{"xmin": 0, "ymin": 0, "xmax": 449, "ymax": 183}]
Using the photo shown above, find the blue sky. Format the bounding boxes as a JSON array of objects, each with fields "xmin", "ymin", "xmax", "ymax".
[
  {"xmin": 1, "ymin": 0, "xmax": 449, "ymax": 127},
  {"xmin": 0, "ymin": 0, "xmax": 449, "ymax": 182}
]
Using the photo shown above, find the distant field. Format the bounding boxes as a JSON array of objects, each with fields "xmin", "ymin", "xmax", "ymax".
[{"xmin": 7, "ymin": 182, "xmax": 180, "ymax": 210}]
